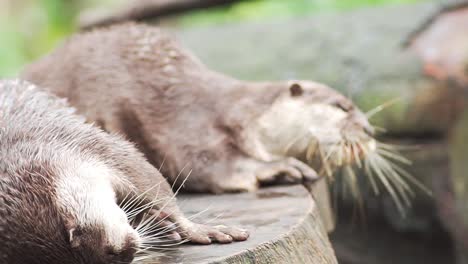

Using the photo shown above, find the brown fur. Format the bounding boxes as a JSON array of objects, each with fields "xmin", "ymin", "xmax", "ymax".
[{"xmin": 22, "ymin": 23, "xmax": 372, "ymax": 193}]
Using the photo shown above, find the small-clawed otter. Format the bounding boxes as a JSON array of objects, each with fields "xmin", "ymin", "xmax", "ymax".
[
  {"xmin": 23, "ymin": 23, "xmax": 418, "ymax": 209},
  {"xmin": 0, "ymin": 80, "xmax": 248, "ymax": 264}
]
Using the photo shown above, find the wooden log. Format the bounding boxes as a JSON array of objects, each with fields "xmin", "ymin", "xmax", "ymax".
[
  {"xmin": 140, "ymin": 185, "xmax": 337, "ymax": 264},
  {"xmin": 79, "ymin": 0, "xmax": 244, "ymax": 30}
]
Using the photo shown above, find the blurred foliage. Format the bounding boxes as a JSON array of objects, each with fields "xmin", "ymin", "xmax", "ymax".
[
  {"xmin": 179, "ymin": 0, "xmax": 426, "ymax": 26},
  {"xmin": 0, "ymin": 0, "xmax": 80, "ymax": 77},
  {"xmin": 0, "ymin": 0, "xmax": 427, "ymax": 77}
]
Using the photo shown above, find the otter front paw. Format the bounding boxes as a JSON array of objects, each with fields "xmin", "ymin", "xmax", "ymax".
[
  {"xmin": 256, "ymin": 157, "xmax": 319, "ymax": 185},
  {"xmin": 181, "ymin": 223, "xmax": 249, "ymax": 244}
]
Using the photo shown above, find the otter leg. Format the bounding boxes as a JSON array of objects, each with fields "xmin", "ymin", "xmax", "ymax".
[
  {"xmin": 117, "ymin": 167, "xmax": 249, "ymax": 244},
  {"xmin": 204, "ymin": 157, "xmax": 320, "ymax": 193},
  {"xmin": 139, "ymin": 208, "xmax": 249, "ymax": 244},
  {"xmin": 255, "ymin": 157, "xmax": 320, "ymax": 186}
]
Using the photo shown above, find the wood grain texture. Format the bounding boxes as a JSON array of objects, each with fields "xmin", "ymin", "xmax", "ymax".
[{"xmin": 139, "ymin": 185, "xmax": 337, "ymax": 264}]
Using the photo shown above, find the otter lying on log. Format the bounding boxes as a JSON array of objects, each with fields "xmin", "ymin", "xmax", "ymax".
[
  {"xmin": 22, "ymin": 23, "xmax": 426, "ymax": 212},
  {"xmin": 0, "ymin": 80, "xmax": 248, "ymax": 264}
]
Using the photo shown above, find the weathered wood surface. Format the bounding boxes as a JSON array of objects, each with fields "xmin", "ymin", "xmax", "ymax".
[{"xmin": 139, "ymin": 185, "xmax": 337, "ymax": 264}]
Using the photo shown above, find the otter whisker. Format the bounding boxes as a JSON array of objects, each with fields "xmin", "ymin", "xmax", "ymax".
[
  {"xmin": 384, "ymin": 159, "xmax": 432, "ymax": 196},
  {"xmin": 140, "ymin": 240, "xmax": 188, "ymax": 249},
  {"xmin": 322, "ymin": 143, "xmax": 338, "ymax": 164},
  {"xmin": 171, "ymin": 163, "xmax": 190, "ymax": 190},
  {"xmin": 141, "ymin": 237, "xmax": 190, "ymax": 247},
  {"xmin": 141, "ymin": 234, "xmax": 179, "ymax": 242},
  {"xmin": 363, "ymin": 150, "xmax": 380, "ymax": 194},
  {"xmin": 375, "ymin": 156, "xmax": 414, "ymax": 207},
  {"xmin": 137, "ymin": 200, "xmax": 212, "ymax": 245},
  {"xmin": 127, "ymin": 197, "xmax": 166, "ymax": 220},
  {"xmin": 344, "ymin": 165, "xmax": 360, "ymax": 200},
  {"xmin": 141, "ymin": 168, "xmax": 193, "ymax": 227},
  {"xmin": 373, "ymin": 152, "xmax": 414, "ymax": 194},
  {"xmin": 365, "ymin": 154, "xmax": 406, "ymax": 215},
  {"xmin": 376, "ymin": 148, "xmax": 412, "ymax": 165},
  {"xmin": 378, "ymin": 142, "xmax": 418, "ymax": 151},
  {"xmin": 351, "ymin": 142, "xmax": 362, "ymax": 168},
  {"xmin": 373, "ymin": 126, "xmax": 387, "ymax": 133},
  {"xmin": 141, "ymin": 205, "xmax": 213, "ymax": 239},
  {"xmin": 139, "ymin": 205, "xmax": 211, "ymax": 237},
  {"xmin": 318, "ymin": 141, "xmax": 344, "ymax": 178},
  {"xmin": 120, "ymin": 182, "xmax": 163, "ymax": 213},
  {"xmin": 138, "ymin": 245, "xmax": 183, "ymax": 252},
  {"xmin": 284, "ymin": 132, "xmax": 310, "ymax": 155},
  {"xmin": 133, "ymin": 254, "xmax": 153, "ymax": 263},
  {"xmin": 125, "ymin": 185, "xmax": 164, "ymax": 219},
  {"xmin": 337, "ymin": 141, "xmax": 345, "ymax": 167},
  {"xmin": 318, "ymin": 146, "xmax": 333, "ymax": 177},
  {"xmin": 306, "ymin": 139, "xmax": 317, "ymax": 163},
  {"xmin": 159, "ymin": 154, "xmax": 167, "ymax": 171},
  {"xmin": 365, "ymin": 97, "xmax": 402, "ymax": 119}
]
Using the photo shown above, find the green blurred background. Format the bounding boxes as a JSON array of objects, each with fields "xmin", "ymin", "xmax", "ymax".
[{"xmin": 1, "ymin": 0, "xmax": 426, "ymax": 78}]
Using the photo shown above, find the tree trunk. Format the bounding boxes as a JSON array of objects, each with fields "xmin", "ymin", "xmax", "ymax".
[
  {"xmin": 165, "ymin": 186, "xmax": 338, "ymax": 264},
  {"xmin": 79, "ymin": 0, "xmax": 244, "ymax": 30}
]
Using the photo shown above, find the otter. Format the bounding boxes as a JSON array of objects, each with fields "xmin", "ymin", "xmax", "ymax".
[
  {"xmin": 22, "ymin": 23, "xmax": 421, "ymax": 211},
  {"xmin": 0, "ymin": 80, "xmax": 248, "ymax": 264}
]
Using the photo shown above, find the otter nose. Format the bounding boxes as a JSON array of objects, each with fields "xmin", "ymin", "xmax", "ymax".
[
  {"xmin": 364, "ymin": 125, "xmax": 374, "ymax": 136},
  {"xmin": 351, "ymin": 111, "xmax": 374, "ymax": 137},
  {"xmin": 120, "ymin": 244, "xmax": 137, "ymax": 263},
  {"xmin": 119, "ymin": 236, "xmax": 138, "ymax": 263}
]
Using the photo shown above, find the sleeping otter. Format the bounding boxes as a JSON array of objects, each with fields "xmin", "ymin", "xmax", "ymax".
[
  {"xmin": 0, "ymin": 80, "xmax": 248, "ymax": 264},
  {"xmin": 22, "ymin": 23, "xmax": 421, "ymax": 211}
]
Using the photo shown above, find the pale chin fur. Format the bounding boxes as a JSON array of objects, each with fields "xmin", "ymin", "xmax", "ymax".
[
  {"xmin": 241, "ymin": 84, "xmax": 429, "ymax": 214},
  {"xmin": 242, "ymin": 96, "xmax": 349, "ymax": 163},
  {"xmin": 55, "ymin": 155, "xmax": 142, "ymax": 251}
]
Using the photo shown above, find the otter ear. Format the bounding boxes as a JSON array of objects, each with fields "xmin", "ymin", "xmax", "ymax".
[
  {"xmin": 69, "ymin": 228, "xmax": 81, "ymax": 248},
  {"xmin": 65, "ymin": 219, "xmax": 81, "ymax": 248},
  {"xmin": 289, "ymin": 83, "xmax": 303, "ymax": 97}
]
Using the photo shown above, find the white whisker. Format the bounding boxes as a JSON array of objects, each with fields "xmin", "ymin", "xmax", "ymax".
[{"xmin": 365, "ymin": 97, "xmax": 402, "ymax": 119}]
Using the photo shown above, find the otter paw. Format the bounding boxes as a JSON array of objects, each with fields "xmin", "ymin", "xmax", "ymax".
[
  {"xmin": 136, "ymin": 209, "xmax": 182, "ymax": 243},
  {"xmin": 256, "ymin": 157, "xmax": 319, "ymax": 185},
  {"xmin": 182, "ymin": 223, "xmax": 249, "ymax": 244}
]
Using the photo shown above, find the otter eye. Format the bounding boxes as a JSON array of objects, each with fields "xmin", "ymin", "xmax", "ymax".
[
  {"xmin": 333, "ymin": 102, "xmax": 351, "ymax": 112},
  {"xmin": 289, "ymin": 83, "xmax": 304, "ymax": 97}
]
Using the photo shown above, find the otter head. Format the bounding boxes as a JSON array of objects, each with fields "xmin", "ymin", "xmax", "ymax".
[
  {"xmin": 243, "ymin": 81, "xmax": 375, "ymax": 165},
  {"xmin": 242, "ymin": 81, "xmax": 426, "ymax": 212},
  {"xmin": 57, "ymin": 160, "xmax": 142, "ymax": 264}
]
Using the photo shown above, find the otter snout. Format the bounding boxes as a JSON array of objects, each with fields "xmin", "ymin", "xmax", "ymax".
[
  {"xmin": 118, "ymin": 235, "xmax": 139, "ymax": 263},
  {"xmin": 106, "ymin": 228, "xmax": 140, "ymax": 264},
  {"xmin": 344, "ymin": 110, "xmax": 375, "ymax": 138}
]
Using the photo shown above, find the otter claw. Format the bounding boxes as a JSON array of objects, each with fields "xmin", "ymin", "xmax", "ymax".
[{"xmin": 182, "ymin": 223, "xmax": 249, "ymax": 244}]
